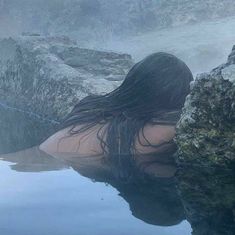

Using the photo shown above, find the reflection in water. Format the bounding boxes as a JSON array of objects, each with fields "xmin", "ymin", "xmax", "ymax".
[
  {"xmin": 0, "ymin": 147, "xmax": 67, "ymax": 172},
  {"xmin": 2, "ymin": 147, "xmax": 234, "ymax": 234},
  {"xmin": 177, "ymin": 166, "xmax": 235, "ymax": 235},
  {"xmin": 107, "ymin": 179, "xmax": 185, "ymax": 226},
  {"xmin": 0, "ymin": 147, "xmax": 185, "ymax": 228}
]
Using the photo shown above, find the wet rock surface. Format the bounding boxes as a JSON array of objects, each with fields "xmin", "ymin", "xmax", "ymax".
[
  {"xmin": 0, "ymin": 36, "xmax": 133, "ymax": 153},
  {"xmin": 175, "ymin": 47, "xmax": 235, "ymax": 234}
]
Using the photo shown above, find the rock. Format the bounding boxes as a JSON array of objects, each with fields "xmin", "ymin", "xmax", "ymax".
[
  {"xmin": 176, "ymin": 75, "xmax": 235, "ymax": 168},
  {"xmin": 221, "ymin": 65, "xmax": 235, "ymax": 83},
  {"xmin": 175, "ymin": 47, "xmax": 235, "ymax": 168},
  {"xmin": 0, "ymin": 36, "xmax": 134, "ymax": 153},
  {"xmin": 175, "ymin": 46, "xmax": 235, "ymax": 234}
]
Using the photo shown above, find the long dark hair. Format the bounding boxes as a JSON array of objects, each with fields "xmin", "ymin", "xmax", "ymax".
[{"xmin": 60, "ymin": 52, "xmax": 193, "ymax": 179}]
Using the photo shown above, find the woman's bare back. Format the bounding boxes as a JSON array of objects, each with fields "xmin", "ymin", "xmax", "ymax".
[{"xmin": 39, "ymin": 123, "xmax": 176, "ymax": 157}]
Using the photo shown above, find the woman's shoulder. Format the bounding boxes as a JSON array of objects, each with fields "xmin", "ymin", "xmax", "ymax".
[
  {"xmin": 39, "ymin": 125, "xmax": 105, "ymax": 158},
  {"xmin": 142, "ymin": 124, "xmax": 176, "ymax": 143},
  {"xmin": 134, "ymin": 123, "xmax": 176, "ymax": 155}
]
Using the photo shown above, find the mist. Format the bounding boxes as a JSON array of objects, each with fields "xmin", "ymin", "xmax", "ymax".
[{"xmin": 1, "ymin": 0, "xmax": 235, "ymax": 74}]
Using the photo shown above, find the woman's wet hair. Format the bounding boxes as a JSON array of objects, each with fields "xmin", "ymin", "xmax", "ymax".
[{"xmin": 60, "ymin": 52, "xmax": 193, "ymax": 180}]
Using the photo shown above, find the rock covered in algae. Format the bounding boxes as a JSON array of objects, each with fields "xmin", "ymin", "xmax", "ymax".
[
  {"xmin": 175, "ymin": 46, "xmax": 235, "ymax": 169},
  {"xmin": 175, "ymin": 47, "xmax": 235, "ymax": 235},
  {"xmin": 0, "ymin": 36, "xmax": 134, "ymax": 153}
]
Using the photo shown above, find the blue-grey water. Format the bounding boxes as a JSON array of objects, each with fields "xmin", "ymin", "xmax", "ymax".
[{"xmin": 0, "ymin": 155, "xmax": 192, "ymax": 235}]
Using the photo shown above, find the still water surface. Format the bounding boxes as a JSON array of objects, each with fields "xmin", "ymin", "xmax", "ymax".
[{"xmin": 0, "ymin": 152, "xmax": 192, "ymax": 235}]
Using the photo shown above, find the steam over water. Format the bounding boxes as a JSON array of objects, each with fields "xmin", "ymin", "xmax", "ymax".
[
  {"xmin": 1, "ymin": 0, "xmax": 235, "ymax": 75},
  {"xmin": 84, "ymin": 16, "xmax": 235, "ymax": 75}
]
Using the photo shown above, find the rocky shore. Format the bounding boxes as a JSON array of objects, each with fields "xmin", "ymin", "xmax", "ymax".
[{"xmin": 0, "ymin": 36, "xmax": 133, "ymax": 152}]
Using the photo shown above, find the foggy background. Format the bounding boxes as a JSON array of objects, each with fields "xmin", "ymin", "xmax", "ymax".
[{"xmin": 1, "ymin": 0, "xmax": 235, "ymax": 74}]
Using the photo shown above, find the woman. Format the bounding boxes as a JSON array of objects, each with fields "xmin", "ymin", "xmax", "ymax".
[{"xmin": 39, "ymin": 52, "xmax": 193, "ymax": 180}]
